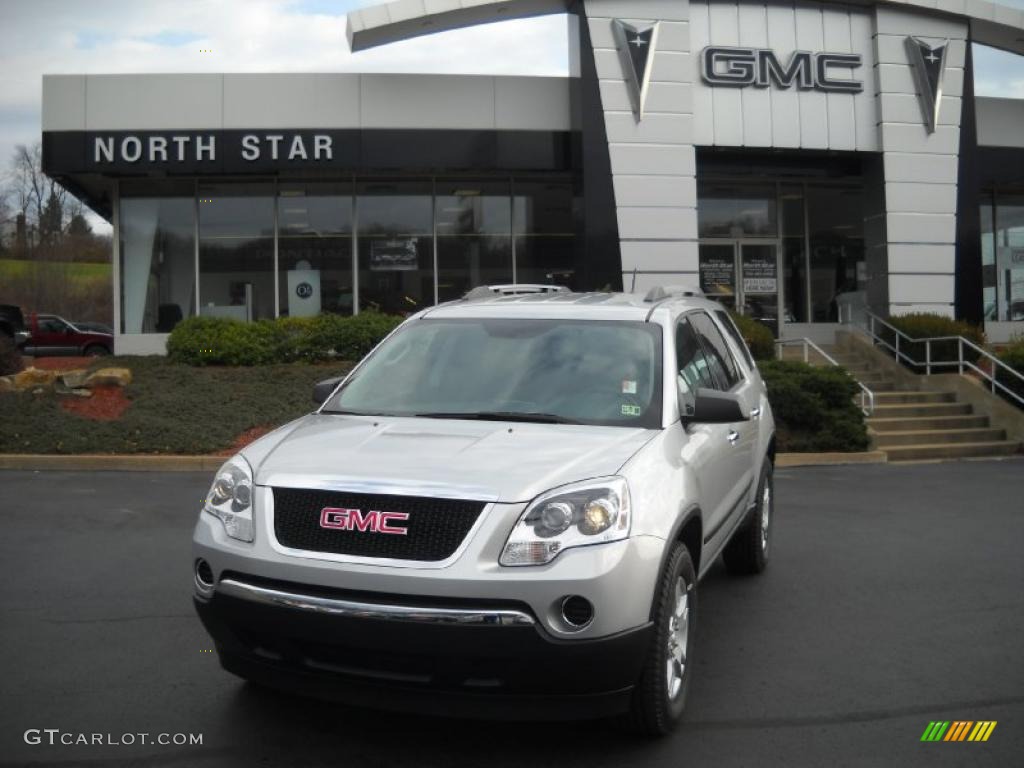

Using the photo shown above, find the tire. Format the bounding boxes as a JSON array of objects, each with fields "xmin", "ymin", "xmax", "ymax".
[
  {"xmin": 722, "ymin": 460, "xmax": 773, "ymax": 576},
  {"xmin": 625, "ymin": 541, "xmax": 697, "ymax": 736},
  {"xmin": 84, "ymin": 345, "xmax": 110, "ymax": 357}
]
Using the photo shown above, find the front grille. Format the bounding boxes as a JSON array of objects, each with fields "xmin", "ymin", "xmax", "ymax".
[{"xmin": 272, "ymin": 488, "xmax": 486, "ymax": 562}]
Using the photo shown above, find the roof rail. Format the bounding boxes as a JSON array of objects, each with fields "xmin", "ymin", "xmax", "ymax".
[
  {"xmin": 464, "ymin": 284, "xmax": 571, "ymax": 300},
  {"xmin": 643, "ymin": 284, "xmax": 705, "ymax": 303}
]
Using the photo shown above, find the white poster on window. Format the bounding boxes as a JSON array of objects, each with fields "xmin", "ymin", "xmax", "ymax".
[{"xmin": 287, "ymin": 269, "xmax": 321, "ymax": 317}]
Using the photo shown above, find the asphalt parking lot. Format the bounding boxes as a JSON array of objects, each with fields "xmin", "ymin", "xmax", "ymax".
[{"xmin": 1, "ymin": 460, "xmax": 1022, "ymax": 767}]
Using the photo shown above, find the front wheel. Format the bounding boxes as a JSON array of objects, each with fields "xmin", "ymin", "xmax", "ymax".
[
  {"xmin": 722, "ymin": 460, "xmax": 773, "ymax": 575},
  {"xmin": 84, "ymin": 345, "xmax": 110, "ymax": 357},
  {"xmin": 625, "ymin": 542, "xmax": 697, "ymax": 736}
]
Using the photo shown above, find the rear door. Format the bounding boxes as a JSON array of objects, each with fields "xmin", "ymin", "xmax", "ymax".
[{"xmin": 688, "ymin": 311, "xmax": 756, "ymax": 546}]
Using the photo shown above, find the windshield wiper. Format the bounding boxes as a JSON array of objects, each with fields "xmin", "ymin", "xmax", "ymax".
[
  {"xmin": 414, "ymin": 411, "xmax": 582, "ymax": 425},
  {"xmin": 320, "ymin": 409, "xmax": 396, "ymax": 417}
]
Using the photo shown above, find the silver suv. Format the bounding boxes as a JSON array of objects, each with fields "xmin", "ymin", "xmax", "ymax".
[{"xmin": 192, "ymin": 286, "xmax": 776, "ymax": 736}]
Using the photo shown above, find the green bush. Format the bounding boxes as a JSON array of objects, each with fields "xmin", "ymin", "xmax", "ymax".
[
  {"xmin": 0, "ymin": 334, "xmax": 23, "ymax": 376},
  {"xmin": 167, "ymin": 312, "xmax": 403, "ymax": 366},
  {"xmin": 759, "ymin": 360, "xmax": 870, "ymax": 453},
  {"xmin": 885, "ymin": 313, "xmax": 985, "ymax": 367},
  {"xmin": 728, "ymin": 311, "xmax": 775, "ymax": 361},
  {"xmin": 996, "ymin": 337, "xmax": 1024, "ymax": 407}
]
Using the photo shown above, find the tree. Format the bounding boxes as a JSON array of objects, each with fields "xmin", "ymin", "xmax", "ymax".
[
  {"xmin": 39, "ymin": 190, "xmax": 64, "ymax": 245},
  {"xmin": 67, "ymin": 213, "xmax": 92, "ymax": 237}
]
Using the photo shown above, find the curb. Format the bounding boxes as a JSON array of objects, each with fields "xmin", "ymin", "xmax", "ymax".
[
  {"xmin": 0, "ymin": 455, "xmax": 224, "ymax": 472},
  {"xmin": 1, "ymin": 452, "xmax": 889, "ymax": 472},
  {"xmin": 776, "ymin": 451, "xmax": 888, "ymax": 468}
]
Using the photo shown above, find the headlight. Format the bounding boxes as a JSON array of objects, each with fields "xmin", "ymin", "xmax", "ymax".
[
  {"xmin": 500, "ymin": 477, "xmax": 631, "ymax": 566},
  {"xmin": 202, "ymin": 455, "xmax": 255, "ymax": 542}
]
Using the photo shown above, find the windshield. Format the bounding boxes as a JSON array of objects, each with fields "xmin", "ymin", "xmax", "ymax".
[{"xmin": 323, "ymin": 318, "xmax": 663, "ymax": 428}]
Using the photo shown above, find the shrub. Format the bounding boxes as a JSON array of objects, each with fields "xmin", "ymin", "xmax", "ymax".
[
  {"xmin": 885, "ymin": 313, "xmax": 985, "ymax": 368},
  {"xmin": 758, "ymin": 360, "xmax": 870, "ymax": 452},
  {"xmin": 996, "ymin": 337, "xmax": 1024, "ymax": 407},
  {"xmin": 728, "ymin": 311, "xmax": 775, "ymax": 361},
  {"xmin": 168, "ymin": 312, "xmax": 403, "ymax": 366},
  {"xmin": 0, "ymin": 334, "xmax": 23, "ymax": 376}
]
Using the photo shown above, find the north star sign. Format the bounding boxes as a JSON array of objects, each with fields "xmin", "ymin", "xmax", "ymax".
[
  {"xmin": 92, "ymin": 133, "xmax": 336, "ymax": 163},
  {"xmin": 701, "ymin": 46, "xmax": 863, "ymax": 93}
]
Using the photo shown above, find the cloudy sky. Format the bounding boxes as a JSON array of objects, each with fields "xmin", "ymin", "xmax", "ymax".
[{"xmin": 2, "ymin": 0, "xmax": 1023, "ymax": 232}]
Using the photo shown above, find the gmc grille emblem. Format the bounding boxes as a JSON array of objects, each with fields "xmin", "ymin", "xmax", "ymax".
[{"xmin": 319, "ymin": 508, "xmax": 409, "ymax": 535}]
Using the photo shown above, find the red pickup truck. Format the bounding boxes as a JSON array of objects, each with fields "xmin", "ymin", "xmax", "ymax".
[{"xmin": 22, "ymin": 313, "xmax": 112, "ymax": 357}]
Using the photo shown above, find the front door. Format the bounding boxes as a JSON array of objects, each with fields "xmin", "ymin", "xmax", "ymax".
[{"xmin": 699, "ymin": 241, "xmax": 781, "ymax": 337}]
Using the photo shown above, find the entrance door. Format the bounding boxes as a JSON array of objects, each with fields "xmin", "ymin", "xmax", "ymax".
[{"xmin": 698, "ymin": 241, "xmax": 781, "ymax": 337}]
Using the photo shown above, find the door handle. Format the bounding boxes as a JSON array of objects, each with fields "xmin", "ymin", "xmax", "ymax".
[
  {"xmin": 727, "ymin": 430, "xmax": 740, "ymax": 445},
  {"xmin": 749, "ymin": 407, "xmax": 761, "ymax": 419}
]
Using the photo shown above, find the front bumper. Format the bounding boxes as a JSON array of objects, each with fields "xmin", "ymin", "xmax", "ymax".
[{"xmin": 194, "ymin": 573, "xmax": 653, "ymax": 719}]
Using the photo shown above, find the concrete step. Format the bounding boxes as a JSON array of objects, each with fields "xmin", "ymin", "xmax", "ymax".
[
  {"xmin": 867, "ymin": 414, "xmax": 990, "ymax": 432},
  {"xmin": 870, "ymin": 402, "xmax": 973, "ymax": 419},
  {"xmin": 872, "ymin": 391, "xmax": 957, "ymax": 405},
  {"xmin": 883, "ymin": 441, "xmax": 1022, "ymax": 462},
  {"xmin": 871, "ymin": 427, "xmax": 1007, "ymax": 447}
]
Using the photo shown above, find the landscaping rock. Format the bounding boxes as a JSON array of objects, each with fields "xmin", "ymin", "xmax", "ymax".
[
  {"xmin": 0, "ymin": 376, "xmax": 14, "ymax": 392},
  {"xmin": 60, "ymin": 370, "xmax": 90, "ymax": 389},
  {"xmin": 13, "ymin": 368, "xmax": 59, "ymax": 391},
  {"xmin": 84, "ymin": 368, "xmax": 132, "ymax": 388}
]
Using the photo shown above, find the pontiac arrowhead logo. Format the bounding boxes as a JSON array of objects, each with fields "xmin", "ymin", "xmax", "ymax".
[
  {"xmin": 905, "ymin": 37, "xmax": 948, "ymax": 133},
  {"xmin": 612, "ymin": 20, "xmax": 660, "ymax": 121}
]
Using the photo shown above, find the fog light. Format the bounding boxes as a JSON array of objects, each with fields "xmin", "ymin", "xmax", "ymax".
[
  {"xmin": 560, "ymin": 595, "xmax": 594, "ymax": 630},
  {"xmin": 194, "ymin": 558, "xmax": 215, "ymax": 596}
]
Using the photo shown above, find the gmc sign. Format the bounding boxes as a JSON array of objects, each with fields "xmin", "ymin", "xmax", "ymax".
[
  {"xmin": 701, "ymin": 46, "xmax": 863, "ymax": 93},
  {"xmin": 319, "ymin": 508, "xmax": 409, "ymax": 536}
]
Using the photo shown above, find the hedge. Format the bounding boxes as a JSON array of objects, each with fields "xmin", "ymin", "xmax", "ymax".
[
  {"xmin": 884, "ymin": 313, "xmax": 986, "ymax": 368},
  {"xmin": 759, "ymin": 360, "xmax": 870, "ymax": 453},
  {"xmin": 996, "ymin": 337, "xmax": 1024, "ymax": 407},
  {"xmin": 728, "ymin": 311, "xmax": 775, "ymax": 361},
  {"xmin": 167, "ymin": 312, "xmax": 404, "ymax": 366}
]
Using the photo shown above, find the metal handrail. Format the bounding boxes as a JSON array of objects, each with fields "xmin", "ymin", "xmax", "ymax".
[
  {"xmin": 840, "ymin": 305, "xmax": 1024, "ymax": 409},
  {"xmin": 774, "ymin": 337, "xmax": 876, "ymax": 416}
]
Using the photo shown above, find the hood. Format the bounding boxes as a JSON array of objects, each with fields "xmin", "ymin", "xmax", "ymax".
[{"xmin": 246, "ymin": 414, "xmax": 657, "ymax": 503}]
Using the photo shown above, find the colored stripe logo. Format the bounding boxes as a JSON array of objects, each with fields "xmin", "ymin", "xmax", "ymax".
[{"xmin": 921, "ymin": 721, "xmax": 997, "ymax": 742}]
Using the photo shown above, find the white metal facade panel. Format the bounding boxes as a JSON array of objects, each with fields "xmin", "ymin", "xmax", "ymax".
[
  {"xmin": 873, "ymin": 7, "xmax": 968, "ymax": 317},
  {"xmin": 47, "ymin": 74, "xmax": 571, "ymax": 133},
  {"xmin": 690, "ymin": 1, "xmax": 879, "ymax": 151},
  {"xmin": 584, "ymin": 0, "xmax": 699, "ymax": 290}
]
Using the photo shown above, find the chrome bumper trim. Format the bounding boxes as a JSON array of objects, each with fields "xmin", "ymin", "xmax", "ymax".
[{"xmin": 215, "ymin": 578, "xmax": 536, "ymax": 627}]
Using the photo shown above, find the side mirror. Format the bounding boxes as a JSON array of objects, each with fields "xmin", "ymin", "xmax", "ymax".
[
  {"xmin": 685, "ymin": 388, "xmax": 748, "ymax": 424},
  {"xmin": 312, "ymin": 377, "xmax": 343, "ymax": 406}
]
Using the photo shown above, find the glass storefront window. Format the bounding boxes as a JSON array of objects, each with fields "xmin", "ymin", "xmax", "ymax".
[
  {"xmin": 436, "ymin": 180, "xmax": 512, "ymax": 302},
  {"xmin": 117, "ymin": 176, "xmax": 578, "ymax": 334},
  {"xmin": 698, "ymin": 183, "xmax": 777, "ymax": 238},
  {"xmin": 118, "ymin": 181, "xmax": 195, "ymax": 334},
  {"xmin": 513, "ymin": 180, "xmax": 576, "ymax": 287},
  {"xmin": 278, "ymin": 183, "xmax": 354, "ymax": 317},
  {"xmin": 990, "ymin": 193, "xmax": 1024, "ymax": 321},
  {"xmin": 981, "ymin": 195, "xmax": 997, "ymax": 320},
  {"xmin": 806, "ymin": 185, "xmax": 864, "ymax": 322},
  {"xmin": 780, "ymin": 184, "xmax": 807, "ymax": 323},
  {"xmin": 357, "ymin": 181, "xmax": 433, "ymax": 314},
  {"xmin": 198, "ymin": 183, "xmax": 275, "ymax": 321}
]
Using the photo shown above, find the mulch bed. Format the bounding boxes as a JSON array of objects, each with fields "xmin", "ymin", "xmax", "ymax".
[
  {"xmin": 59, "ymin": 385, "xmax": 131, "ymax": 421},
  {"xmin": 26, "ymin": 356, "xmax": 96, "ymax": 371}
]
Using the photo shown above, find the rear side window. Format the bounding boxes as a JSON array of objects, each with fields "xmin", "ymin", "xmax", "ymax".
[
  {"xmin": 715, "ymin": 310, "xmax": 755, "ymax": 370},
  {"xmin": 689, "ymin": 312, "xmax": 741, "ymax": 390}
]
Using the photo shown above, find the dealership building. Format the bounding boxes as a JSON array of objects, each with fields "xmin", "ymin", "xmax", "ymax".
[{"xmin": 41, "ymin": 0, "xmax": 1024, "ymax": 354}]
